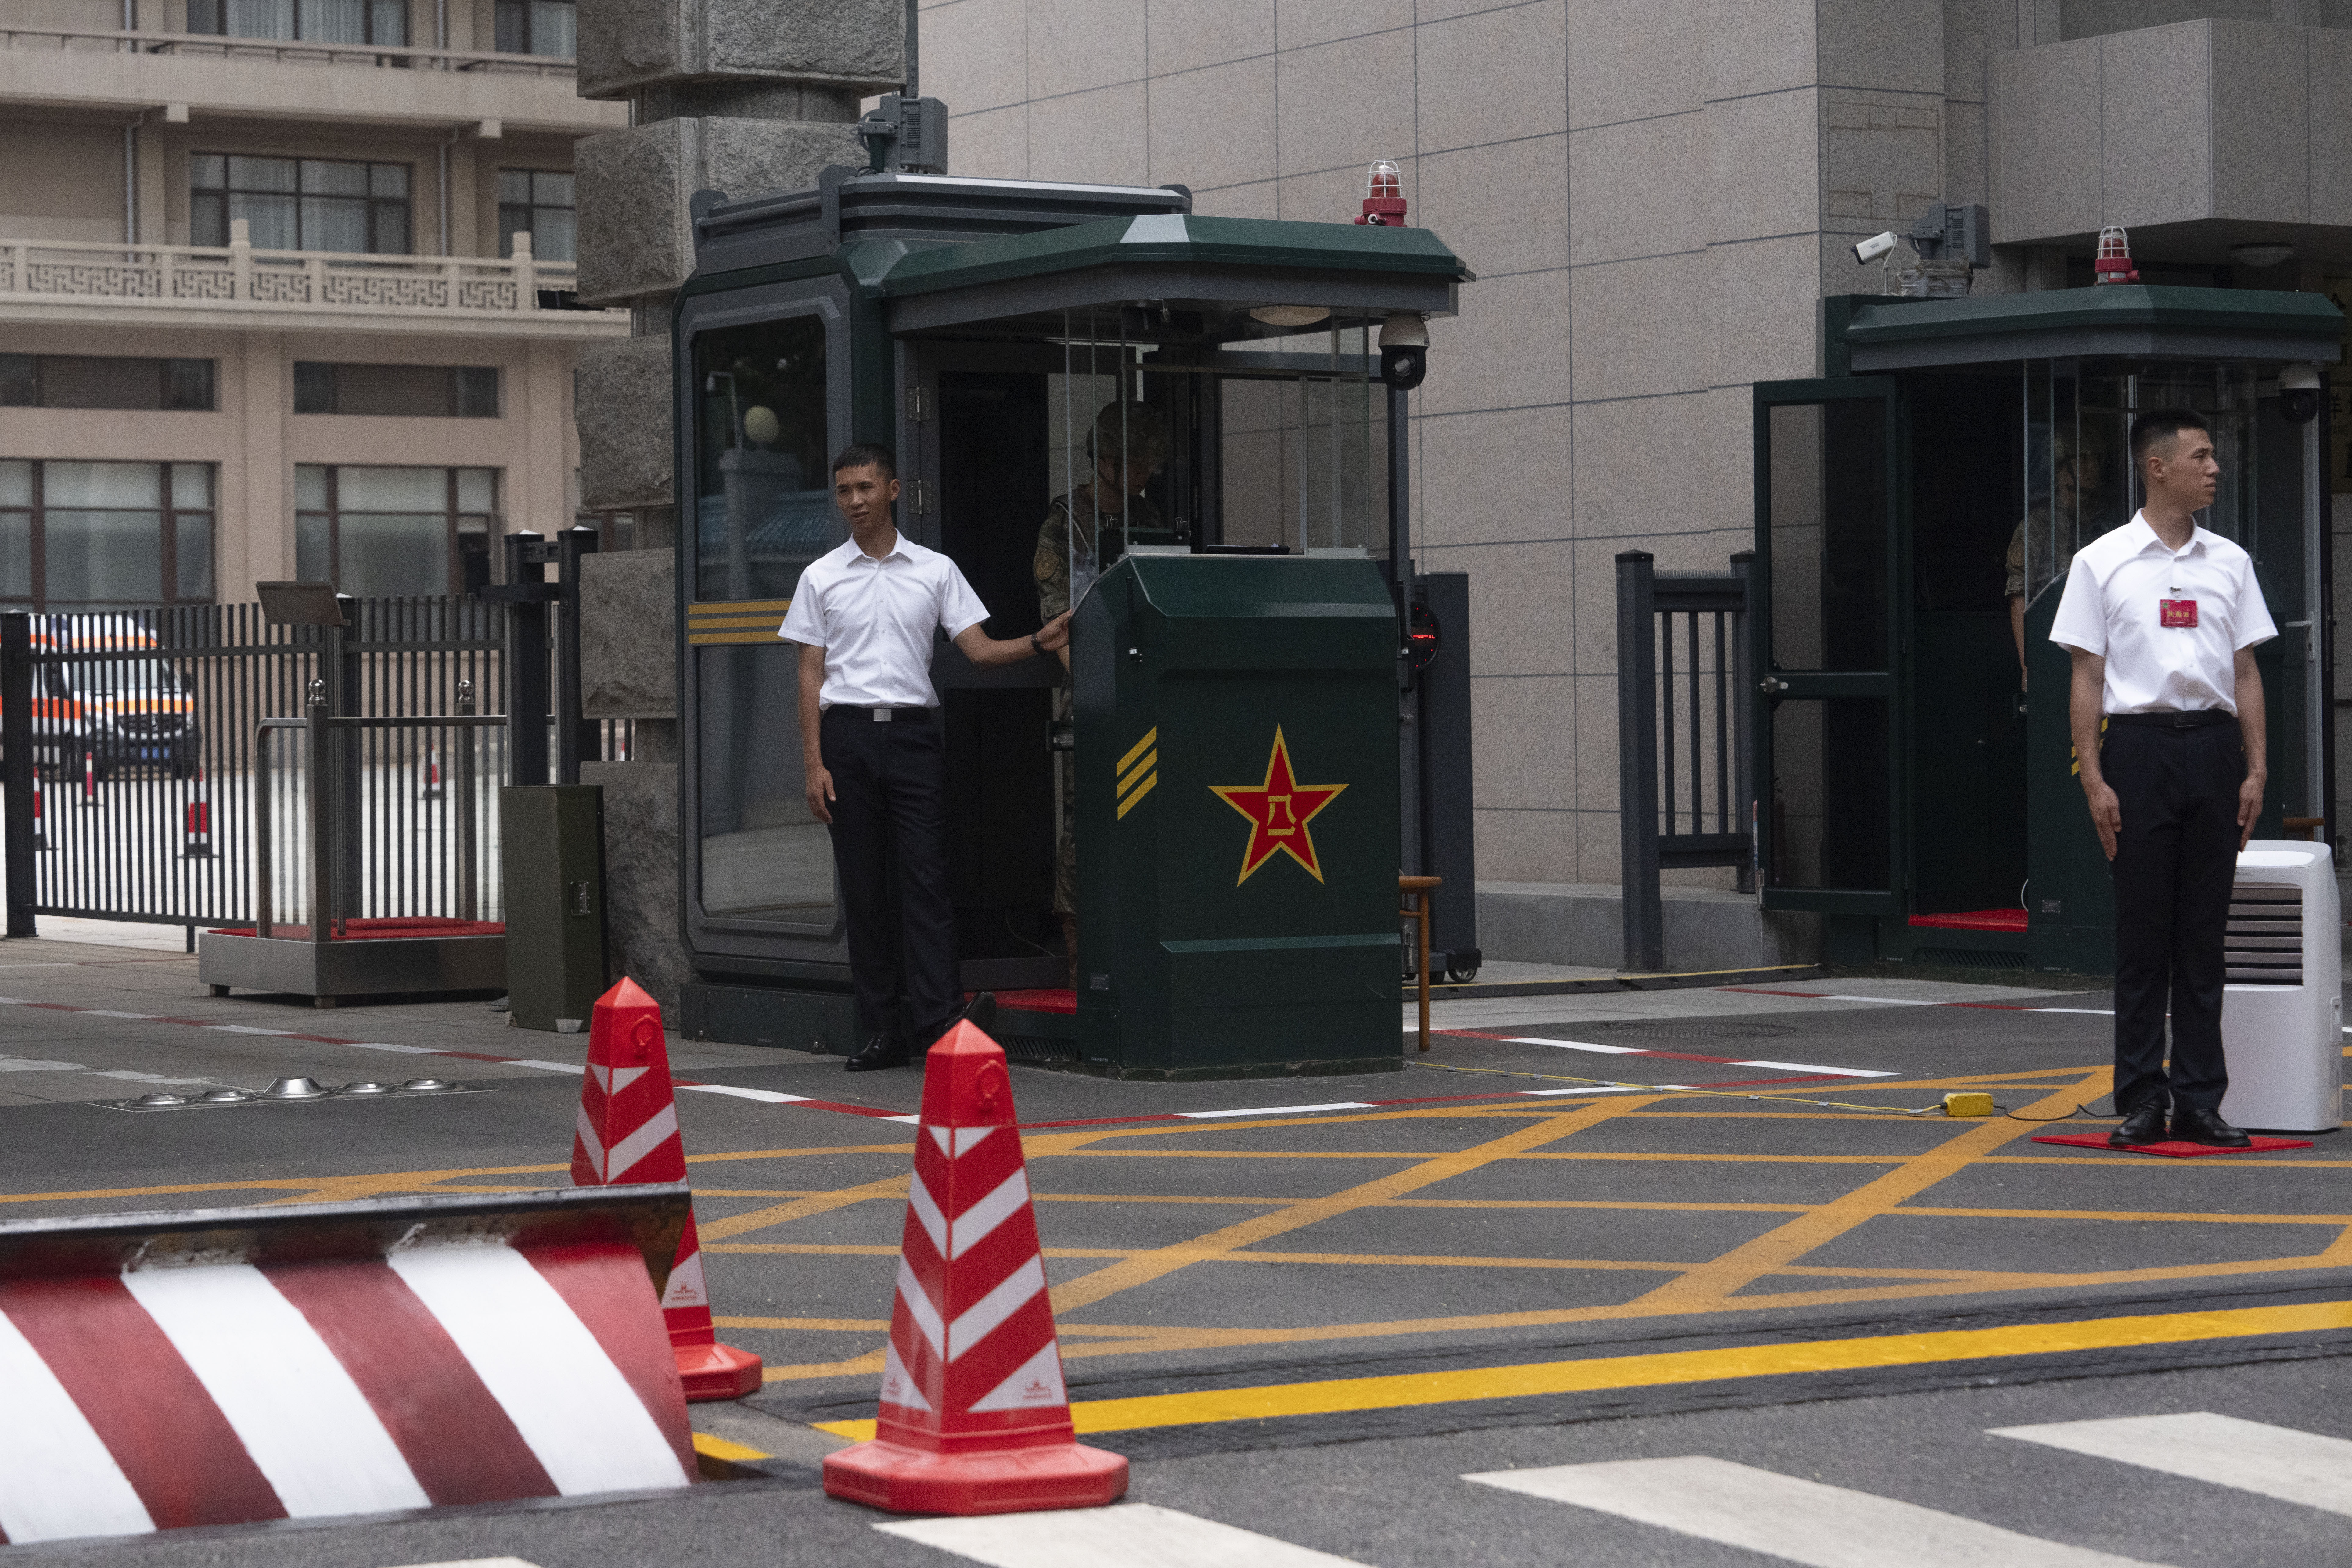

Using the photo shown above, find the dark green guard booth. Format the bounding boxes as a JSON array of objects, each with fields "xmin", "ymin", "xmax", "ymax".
[
  {"xmin": 1754, "ymin": 286, "xmax": 2343, "ymax": 975},
  {"xmin": 671, "ymin": 171, "xmax": 1470, "ymax": 1075}
]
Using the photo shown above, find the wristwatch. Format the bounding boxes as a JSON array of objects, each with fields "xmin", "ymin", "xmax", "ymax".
[{"xmin": 1030, "ymin": 631, "xmax": 1046, "ymax": 658}]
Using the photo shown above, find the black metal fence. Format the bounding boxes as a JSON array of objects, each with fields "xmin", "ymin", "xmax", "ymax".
[
  {"xmin": 0, "ymin": 597, "xmax": 545, "ymax": 939},
  {"xmin": 1616, "ymin": 550, "xmax": 1754, "ymax": 971}
]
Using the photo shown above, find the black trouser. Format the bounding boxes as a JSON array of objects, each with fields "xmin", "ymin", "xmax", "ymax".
[
  {"xmin": 821, "ymin": 706, "xmax": 958, "ymax": 1049},
  {"xmin": 2103, "ymin": 714, "xmax": 2244, "ymax": 1114}
]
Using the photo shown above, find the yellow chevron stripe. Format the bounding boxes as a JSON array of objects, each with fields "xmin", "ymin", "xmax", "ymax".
[
  {"xmin": 1116, "ymin": 771, "xmax": 1157, "ymax": 819},
  {"xmin": 1118, "ymin": 749, "xmax": 1158, "ymax": 795},
  {"xmin": 688, "ymin": 629, "xmax": 790, "ymax": 646},
  {"xmin": 688, "ymin": 597, "xmax": 793, "ymax": 619},
  {"xmin": 1117, "ymin": 727, "xmax": 1159, "ymax": 774}
]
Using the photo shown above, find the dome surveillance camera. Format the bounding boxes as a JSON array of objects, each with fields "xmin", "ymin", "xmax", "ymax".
[
  {"xmin": 1853, "ymin": 231, "xmax": 1898, "ymax": 265},
  {"xmin": 2281, "ymin": 362, "xmax": 2321, "ymax": 426}
]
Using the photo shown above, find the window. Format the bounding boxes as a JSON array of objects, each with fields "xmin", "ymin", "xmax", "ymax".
[
  {"xmin": 294, "ymin": 363, "xmax": 498, "ymax": 417},
  {"xmin": 0, "ymin": 357, "xmax": 214, "ymax": 412},
  {"xmin": 497, "ymin": 170, "xmax": 575, "ymax": 262},
  {"xmin": 495, "ymin": 0, "xmax": 576, "ymax": 56},
  {"xmin": 185, "ymin": 0, "xmax": 409, "ymax": 43},
  {"xmin": 0, "ymin": 462, "xmax": 215, "ymax": 612},
  {"xmin": 296, "ymin": 466, "xmax": 497, "ymax": 598},
  {"xmin": 190, "ymin": 155, "xmax": 410, "ymax": 254}
]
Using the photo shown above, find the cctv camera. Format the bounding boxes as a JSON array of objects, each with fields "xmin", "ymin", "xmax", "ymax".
[
  {"xmin": 1380, "ymin": 345, "xmax": 1427, "ymax": 391},
  {"xmin": 2281, "ymin": 363, "xmax": 2321, "ymax": 426},
  {"xmin": 1853, "ymin": 232, "xmax": 1898, "ymax": 265}
]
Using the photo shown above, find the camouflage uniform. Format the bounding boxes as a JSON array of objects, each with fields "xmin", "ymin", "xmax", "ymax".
[{"xmin": 1034, "ymin": 484, "xmax": 1163, "ymax": 917}]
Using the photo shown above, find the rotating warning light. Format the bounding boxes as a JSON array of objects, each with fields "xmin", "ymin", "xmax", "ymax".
[
  {"xmin": 2094, "ymin": 224, "xmax": 2139, "ymax": 285},
  {"xmin": 1357, "ymin": 158, "xmax": 1408, "ymax": 226}
]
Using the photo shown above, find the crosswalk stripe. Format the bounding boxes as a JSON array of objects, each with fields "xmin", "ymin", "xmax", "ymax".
[
  {"xmin": 1463, "ymin": 1456, "xmax": 2160, "ymax": 1567},
  {"xmin": 876, "ymin": 1502, "xmax": 1367, "ymax": 1566},
  {"xmin": 1989, "ymin": 1412, "xmax": 2352, "ymax": 1518}
]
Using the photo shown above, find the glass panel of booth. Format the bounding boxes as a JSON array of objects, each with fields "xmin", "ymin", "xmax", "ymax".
[{"xmin": 689, "ymin": 309, "xmax": 842, "ymax": 934}]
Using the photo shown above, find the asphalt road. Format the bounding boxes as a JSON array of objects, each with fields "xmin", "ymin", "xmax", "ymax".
[{"xmin": 0, "ymin": 936, "xmax": 2345, "ymax": 1566}]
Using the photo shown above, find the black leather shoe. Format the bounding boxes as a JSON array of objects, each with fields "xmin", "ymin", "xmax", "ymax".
[
  {"xmin": 2110, "ymin": 1101, "xmax": 2170, "ymax": 1147},
  {"xmin": 2170, "ymin": 1106, "xmax": 2252, "ymax": 1147},
  {"xmin": 843, "ymin": 1034, "xmax": 909, "ymax": 1073}
]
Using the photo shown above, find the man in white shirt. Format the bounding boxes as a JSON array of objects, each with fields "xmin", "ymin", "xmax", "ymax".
[
  {"xmin": 2049, "ymin": 409, "xmax": 2275, "ymax": 1148},
  {"xmin": 779, "ymin": 444, "xmax": 1074, "ymax": 1071}
]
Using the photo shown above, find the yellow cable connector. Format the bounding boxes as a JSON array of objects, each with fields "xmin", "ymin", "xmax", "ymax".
[{"xmin": 1942, "ymin": 1092, "xmax": 1997, "ymax": 1118}]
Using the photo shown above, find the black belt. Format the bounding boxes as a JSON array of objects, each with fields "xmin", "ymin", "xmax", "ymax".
[
  {"xmin": 2107, "ymin": 710, "xmax": 2233, "ymax": 729},
  {"xmin": 827, "ymin": 704, "xmax": 935, "ymax": 722}
]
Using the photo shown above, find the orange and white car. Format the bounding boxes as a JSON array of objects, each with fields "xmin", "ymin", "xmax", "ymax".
[{"xmin": 16, "ymin": 618, "xmax": 203, "ymax": 779}]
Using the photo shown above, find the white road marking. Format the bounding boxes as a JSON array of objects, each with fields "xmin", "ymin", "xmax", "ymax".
[
  {"xmin": 1811, "ymin": 994, "xmax": 1944, "ymax": 1005},
  {"xmin": 206, "ymin": 1024, "xmax": 299, "ymax": 1036},
  {"xmin": 678, "ymin": 1084, "xmax": 810, "ymax": 1104},
  {"xmin": 1989, "ymin": 1412, "xmax": 2352, "ymax": 1518},
  {"xmin": 877, "ymin": 1502, "xmax": 1369, "ymax": 1566},
  {"xmin": 506, "ymin": 1059, "xmax": 585, "ymax": 1074},
  {"xmin": 387, "ymin": 1244, "xmax": 689, "ymax": 1495},
  {"xmin": 1505, "ymin": 1036, "xmax": 1645, "ymax": 1054},
  {"xmin": 0, "ymin": 1305, "xmax": 156, "ymax": 1542},
  {"xmin": 78, "ymin": 1010, "xmax": 157, "ymax": 1019},
  {"xmin": 1523, "ymin": 1085, "xmax": 1660, "ymax": 1096},
  {"xmin": 0, "ymin": 1057, "xmax": 85, "ymax": 1072},
  {"xmin": 1464, "ymin": 1455, "xmax": 2160, "ymax": 1566},
  {"xmin": 1730, "ymin": 1060, "xmax": 1899, "ymax": 1077},
  {"xmin": 883, "ymin": 1113, "xmax": 923, "ymax": 1124},
  {"xmin": 120, "ymin": 1263, "xmax": 429, "ymax": 1517},
  {"xmin": 342, "ymin": 1040, "xmax": 443, "ymax": 1054},
  {"xmin": 1177, "ymin": 1102, "xmax": 1375, "ymax": 1119},
  {"xmin": 378, "ymin": 1559, "xmax": 546, "ymax": 1568},
  {"xmin": 2038, "ymin": 1008, "xmax": 2117, "ymax": 1016}
]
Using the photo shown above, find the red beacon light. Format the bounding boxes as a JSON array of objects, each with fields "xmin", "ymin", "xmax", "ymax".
[
  {"xmin": 1357, "ymin": 159, "xmax": 1407, "ymax": 226},
  {"xmin": 2093, "ymin": 224, "xmax": 2139, "ymax": 285}
]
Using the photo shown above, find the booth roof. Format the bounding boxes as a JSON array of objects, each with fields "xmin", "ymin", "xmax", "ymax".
[
  {"xmin": 1841, "ymin": 283, "xmax": 2344, "ymax": 362},
  {"xmin": 875, "ymin": 213, "xmax": 1474, "ymax": 299}
]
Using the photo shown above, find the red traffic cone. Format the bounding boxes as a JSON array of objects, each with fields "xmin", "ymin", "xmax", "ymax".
[
  {"xmin": 571, "ymin": 978, "xmax": 763, "ymax": 1401},
  {"xmin": 822, "ymin": 1021, "xmax": 1127, "ymax": 1515},
  {"xmin": 183, "ymin": 767, "xmax": 212, "ymax": 858}
]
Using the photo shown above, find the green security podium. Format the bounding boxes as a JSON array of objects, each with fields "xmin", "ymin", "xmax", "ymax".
[{"xmin": 1057, "ymin": 552, "xmax": 1401, "ymax": 1078}]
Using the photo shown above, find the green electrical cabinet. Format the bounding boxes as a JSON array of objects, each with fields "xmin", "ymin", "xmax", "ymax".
[
  {"xmin": 501, "ymin": 784, "xmax": 607, "ymax": 1030},
  {"xmin": 1069, "ymin": 553, "xmax": 1401, "ymax": 1078}
]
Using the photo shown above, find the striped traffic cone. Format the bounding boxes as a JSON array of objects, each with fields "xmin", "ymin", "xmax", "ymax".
[
  {"xmin": 570, "ymin": 977, "xmax": 763, "ymax": 1401},
  {"xmin": 822, "ymin": 1021, "xmax": 1128, "ymax": 1515},
  {"xmin": 421, "ymin": 745, "xmax": 443, "ymax": 801},
  {"xmin": 182, "ymin": 768, "xmax": 212, "ymax": 858}
]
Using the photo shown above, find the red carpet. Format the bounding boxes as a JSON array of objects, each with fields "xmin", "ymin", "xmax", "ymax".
[
  {"xmin": 997, "ymin": 988, "xmax": 1077, "ymax": 1015},
  {"xmin": 2033, "ymin": 1132, "xmax": 2312, "ymax": 1157},
  {"xmin": 1909, "ymin": 908, "xmax": 2027, "ymax": 932}
]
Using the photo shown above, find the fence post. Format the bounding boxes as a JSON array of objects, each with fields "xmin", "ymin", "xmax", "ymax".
[
  {"xmin": 554, "ymin": 524, "xmax": 599, "ymax": 785},
  {"xmin": 1728, "ymin": 550, "xmax": 1757, "ymax": 894},
  {"xmin": 2, "ymin": 614, "xmax": 34, "ymax": 938},
  {"xmin": 306, "ymin": 677, "xmax": 334, "ymax": 944},
  {"xmin": 504, "ymin": 531, "xmax": 552, "ymax": 785},
  {"xmin": 1617, "ymin": 552, "xmax": 1662, "ymax": 972},
  {"xmin": 456, "ymin": 677, "xmax": 478, "ymax": 922}
]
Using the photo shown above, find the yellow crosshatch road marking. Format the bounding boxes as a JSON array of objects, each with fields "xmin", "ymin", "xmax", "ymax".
[
  {"xmin": 1117, "ymin": 727, "xmax": 1159, "ymax": 774},
  {"xmin": 808, "ymin": 1300, "xmax": 2352, "ymax": 1442}
]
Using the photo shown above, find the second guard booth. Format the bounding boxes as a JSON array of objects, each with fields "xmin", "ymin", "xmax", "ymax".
[
  {"xmin": 668, "ymin": 168, "xmax": 1477, "ymax": 1077},
  {"xmin": 1754, "ymin": 276, "xmax": 2342, "ymax": 976}
]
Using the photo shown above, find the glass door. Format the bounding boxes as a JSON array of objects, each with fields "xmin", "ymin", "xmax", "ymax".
[{"xmin": 1752, "ymin": 378, "xmax": 1903, "ymax": 913}]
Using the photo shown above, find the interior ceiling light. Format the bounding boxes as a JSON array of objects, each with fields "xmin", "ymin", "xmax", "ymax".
[
  {"xmin": 2231, "ymin": 242, "xmax": 2294, "ymax": 269},
  {"xmin": 1250, "ymin": 305, "xmax": 1330, "ymax": 328}
]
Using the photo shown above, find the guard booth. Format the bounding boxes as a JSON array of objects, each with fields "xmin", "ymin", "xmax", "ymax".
[
  {"xmin": 1755, "ymin": 285, "xmax": 2343, "ymax": 974},
  {"xmin": 672, "ymin": 171, "xmax": 1472, "ymax": 1075}
]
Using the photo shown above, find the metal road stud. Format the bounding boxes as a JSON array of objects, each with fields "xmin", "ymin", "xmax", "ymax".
[
  {"xmin": 822, "ymin": 1021, "xmax": 1129, "ymax": 1516},
  {"xmin": 264, "ymin": 1077, "xmax": 328, "ymax": 1100},
  {"xmin": 570, "ymin": 978, "xmax": 763, "ymax": 1402}
]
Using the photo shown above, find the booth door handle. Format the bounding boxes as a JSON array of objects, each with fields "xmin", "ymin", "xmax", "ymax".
[{"xmin": 1757, "ymin": 677, "xmax": 1789, "ymax": 695}]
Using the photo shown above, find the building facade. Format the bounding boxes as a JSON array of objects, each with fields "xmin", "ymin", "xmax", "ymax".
[
  {"xmin": 915, "ymin": 0, "xmax": 2352, "ymax": 907},
  {"xmin": 1, "ymin": 0, "xmax": 629, "ymax": 611}
]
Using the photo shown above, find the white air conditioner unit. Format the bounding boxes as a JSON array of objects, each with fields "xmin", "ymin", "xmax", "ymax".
[{"xmin": 2220, "ymin": 842, "xmax": 2342, "ymax": 1133}]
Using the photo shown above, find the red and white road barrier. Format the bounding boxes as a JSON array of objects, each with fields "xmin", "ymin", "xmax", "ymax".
[
  {"xmin": 0, "ymin": 1186, "xmax": 697, "ymax": 1547},
  {"xmin": 182, "ymin": 768, "xmax": 211, "ymax": 859},
  {"xmin": 571, "ymin": 977, "xmax": 762, "ymax": 1401},
  {"xmin": 824, "ymin": 1020, "xmax": 1127, "ymax": 1515}
]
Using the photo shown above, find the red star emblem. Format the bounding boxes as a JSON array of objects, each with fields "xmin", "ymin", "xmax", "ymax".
[{"xmin": 1209, "ymin": 727, "xmax": 1347, "ymax": 884}]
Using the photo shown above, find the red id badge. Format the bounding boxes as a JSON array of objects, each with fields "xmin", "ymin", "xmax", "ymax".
[{"xmin": 2160, "ymin": 598, "xmax": 2198, "ymax": 628}]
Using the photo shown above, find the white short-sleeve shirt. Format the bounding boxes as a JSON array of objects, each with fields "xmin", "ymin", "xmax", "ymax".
[
  {"xmin": 2047, "ymin": 512, "xmax": 2278, "ymax": 716},
  {"xmin": 776, "ymin": 534, "xmax": 990, "ymax": 709}
]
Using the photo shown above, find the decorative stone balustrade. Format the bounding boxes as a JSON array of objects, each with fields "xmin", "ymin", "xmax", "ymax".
[
  {"xmin": 0, "ymin": 226, "xmax": 626, "ymax": 331},
  {"xmin": 0, "ymin": 23, "xmax": 575, "ymax": 76}
]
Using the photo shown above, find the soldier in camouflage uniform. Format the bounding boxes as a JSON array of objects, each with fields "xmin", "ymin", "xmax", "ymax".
[{"xmin": 1034, "ymin": 402, "xmax": 1169, "ymax": 986}]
